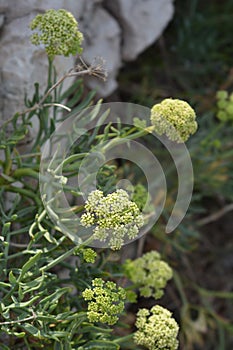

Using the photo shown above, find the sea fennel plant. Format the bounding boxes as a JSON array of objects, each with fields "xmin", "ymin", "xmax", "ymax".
[{"xmin": 0, "ymin": 8, "xmax": 199, "ymax": 350}]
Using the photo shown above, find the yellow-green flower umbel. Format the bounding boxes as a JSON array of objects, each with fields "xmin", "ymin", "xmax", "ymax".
[
  {"xmin": 82, "ymin": 278, "xmax": 126, "ymax": 325},
  {"xmin": 124, "ymin": 250, "xmax": 173, "ymax": 299},
  {"xmin": 80, "ymin": 189, "xmax": 144, "ymax": 250},
  {"xmin": 151, "ymin": 98, "xmax": 197, "ymax": 143},
  {"xmin": 30, "ymin": 9, "xmax": 83, "ymax": 59},
  {"xmin": 134, "ymin": 305, "xmax": 179, "ymax": 350},
  {"xmin": 216, "ymin": 90, "xmax": 233, "ymax": 122}
]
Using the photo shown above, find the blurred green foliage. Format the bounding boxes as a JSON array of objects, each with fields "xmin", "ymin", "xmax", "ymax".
[{"xmin": 117, "ymin": 1, "xmax": 233, "ymax": 349}]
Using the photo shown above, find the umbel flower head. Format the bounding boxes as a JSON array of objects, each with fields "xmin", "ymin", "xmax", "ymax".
[
  {"xmin": 134, "ymin": 305, "xmax": 179, "ymax": 350},
  {"xmin": 124, "ymin": 251, "xmax": 173, "ymax": 299},
  {"xmin": 30, "ymin": 9, "xmax": 83, "ymax": 59},
  {"xmin": 80, "ymin": 189, "xmax": 144, "ymax": 250},
  {"xmin": 216, "ymin": 90, "xmax": 233, "ymax": 122},
  {"xmin": 151, "ymin": 98, "xmax": 197, "ymax": 143},
  {"xmin": 82, "ymin": 278, "xmax": 126, "ymax": 325},
  {"xmin": 80, "ymin": 248, "xmax": 97, "ymax": 264}
]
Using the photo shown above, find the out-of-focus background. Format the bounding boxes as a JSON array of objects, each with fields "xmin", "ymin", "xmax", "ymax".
[{"xmin": 114, "ymin": 2, "xmax": 233, "ymax": 349}]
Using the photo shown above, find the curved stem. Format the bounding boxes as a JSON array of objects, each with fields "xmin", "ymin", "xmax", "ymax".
[
  {"xmin": 4, "ymin": 146, "xmax": 12, "ymax": 175},
  {"xmin": 0, "ymin": 312, "xmax": 36, "ymax": 326},
  {"xmin": 4, "ymin": 185, "xmax": 41, "ymax": 206},
  {"xmin": 113, "ymin": 333, "xmax": 134, "ymax": 344},
  {"xmin": 101, "ymin": 126, "xmax": 154, "ymax": 153},
  {"xmin": 13, "ymin": 168, "xmax": 39, "ymax": 180},
  {"xmin": 39, "ymin": 235, "xmax": 93, "ymax": 273},
  {"xmin": 173, "ymin": 270, "xmax": 188, "ymax": 305}
]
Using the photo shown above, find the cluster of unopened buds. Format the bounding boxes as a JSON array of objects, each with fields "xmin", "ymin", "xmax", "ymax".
[
  {"xmin": 216, "ymin": 90, "xmax": 233, "ymax": 122},
  {"xmin": 150, "ymin": 98, "xmax": 197, "ymax": 142},
  {"xmin": 82, "ymin": 278, "xmax": 126, "ymax": 325},
  {"xmin": 30, "ymin": 9, "xmax": 83, "ymax": 59}
]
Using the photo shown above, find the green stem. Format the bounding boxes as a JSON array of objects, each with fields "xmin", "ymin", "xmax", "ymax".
[
  {"xmin": 3, "ymin": 225, "xmax": 11, "ymax": 275},
  {"xmin": 13, "ymin": 168, "xmax": 66, "ymax": 191},
  {"xmin": 6, "ymin": 251, "xmax": 32, "ymax": 261},
  {"xmin": 113, "ymin": 333, "xmax": 134, "ymax": 344},
  {"xmin": 13, "ymin": 168, "xmax": 39, "ymax": 180},
  {"xmin": 31, "ymin": 119, "xmax": 43, "ymax": 151},
  {"xmin": 221, "ymin": 147, "xmax": 233, "ymax": 159},
  {"xmin": 194, "ymin": 284, "xmax": 233, "ymax": 299},
  {"xmin": 4, "ymin": 145, "xmax": 12, "ymax": 175},
  {"xmin": 40, "ymin": 247, "xmax": 76, "ymax": 272},
  {"xmin": 123, "ymin": 126, "xmax": 154, "ymax": 140},
  {"xmin": 4, "ymin": 185, "xmax": 41, "ymax": 206},
  {"xmin": 39, "ymin": 236, "xmax": 93, "ymax": 272},
  {"xmin": 201, "ymin": 121, "xmax": 225, "ymax": 145},
  {"xmin": 47, "ymin": 56, "xmax": 54, "ymax": 89},
  {"xmin": 101, "ymin": 126, "xmax": 154, "ymax": 153},
  {"xmin": 173, "ymin": 270, "xmax": 188, "ymax": 305},
  {"xmin": 29, "ymin": 210, "xmax": 47, "ymax": 239},
  {"xmin": 0, "ymin": 313, "xmax": 36, "ymax": 325},
  {"xmin": 54, "ymin": 153, "xmax": 88, "ymax": 173}
]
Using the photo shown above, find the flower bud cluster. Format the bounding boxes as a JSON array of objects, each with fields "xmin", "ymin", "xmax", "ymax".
[
  {"xmin": 216, "ymin": 90, "xmax": 233, "ymax": 122},
  {"xmin": 80, "ymin": 189, "xmax": 144, "ymax": 250},
  {"xmin": 134, "ymin": 305, "xmax": 179, "ymax": 350},
  {"xmin": 124, "ymin": 251, "xmax": 173, "ymax": 299},
  {"xmin": 30, "ymin": 9, "xmax": 83, "ymax": 58},
  {"xmin": 81, "ymin": 248, "xmax": 97, "ymax": 264},
  {"xmin": 151, "ymin": 98, "xmax": 197, "ymax": 142},
  {"xmin": 82, "ymin": 278, "xmax": 126, "ymax": 325}
]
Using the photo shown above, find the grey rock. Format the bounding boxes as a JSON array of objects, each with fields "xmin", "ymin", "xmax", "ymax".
[
  {"xmin": 81, "ymin": 5, "xmax": 121, "ymax": 97},
  {"xmin": 105, "ymin": 0, "xmax": 174, "ymax": 61},
  {"xmin": 0, "ymin": 14, "xmax": 4, "ymax": 28},
  {"xmin": 0, "ymin": 0, "xmax": 174, "ymax": 121},
  {"xmin": 0, "ymin": 13, "xmax": 74, "ymax": 122}
]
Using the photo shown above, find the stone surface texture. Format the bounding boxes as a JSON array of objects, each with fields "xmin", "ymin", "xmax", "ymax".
[{"xmin": 0, "ymin": 0, "xmax": 174, "ymax": 122}]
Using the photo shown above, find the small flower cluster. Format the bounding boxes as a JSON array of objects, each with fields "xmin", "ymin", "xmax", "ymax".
[
  {"xmin": 81, "ymin": 248, "xmax": 97, "ymax": 264},
  {"xmin": 80, "ymin": 189, "xmax": 144, "ymax": 250},
  {"xmin": 82, "ymin": 278, "xmax": 126, "ymax": 325},
  {"xmin": 132, "ymin": 183, "xmax": 150, "ymax": 211},
  {"xmin": 124, "ymin": 251, "xmax": 173, "ymax": 299},
  {"xmin": 151, "ymin": 98, "xmax": 197, "ymax": 143},
  {"xmin": 134, "ymin": 305, "xmax": 179, "ymax": 350},
  {"xmin": 30, "ymin": 9, "xmax": 83, "ymax": 58},
  {"xmin": 216, "ymin": 90, "xmax": 233, "ymax": 122}
]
